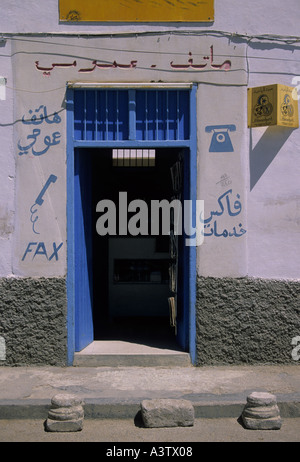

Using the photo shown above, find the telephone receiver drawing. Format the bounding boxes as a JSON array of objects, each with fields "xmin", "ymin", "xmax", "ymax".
[
  {"xmin": 205, "ymin": 124, "xmax": 236, "ymax": 152},
  {"xmin": 35, "ymin": 174, "xmax": 57, "ymax": 206},
  {"xmin": 30, "ymin": 174, "xmax": 58, "ymax": 235}
]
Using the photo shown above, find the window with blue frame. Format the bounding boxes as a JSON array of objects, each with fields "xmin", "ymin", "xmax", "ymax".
[{"xmin": 73, "ymin": 89, "xmax": 190, "ymax": 142}]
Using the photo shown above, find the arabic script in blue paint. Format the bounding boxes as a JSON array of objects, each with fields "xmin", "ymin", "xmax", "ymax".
[
  {"xmin": 200, "ymin": 189, "xmax": 246, "ymax": 238},
  {"xmin": 18, "ymin": 105, "xmax": 61, "ymax": 156}
]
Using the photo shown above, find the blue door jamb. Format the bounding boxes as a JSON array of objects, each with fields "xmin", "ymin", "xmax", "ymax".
[
  {"xmin": 188, "ymin": 84, "xmax": 197, "ymax": 366},
  {"xmin": 66, "ymin": 88, "xmax": 75, "ymax": 366},
  {"xmin": 66, "ymin": 84, "xmax": 198, "ymax": 366}
]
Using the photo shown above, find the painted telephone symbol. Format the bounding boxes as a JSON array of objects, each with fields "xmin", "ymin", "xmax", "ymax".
[
  {"xmin": 30, "ymin": 174, "xmax": 58, "ymax": 234},
  {"xmin": 35, "ymin": 174, "xmax": 57, "ymax": 206},
  {"xmin": 205, "ymin": 124, "xmax": 236, "ymax": 152}
]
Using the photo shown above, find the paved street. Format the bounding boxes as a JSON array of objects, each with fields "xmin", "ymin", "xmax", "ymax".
[
  {"xmin": 0, "ymin": 417, "xmax": 299, "ymax": 443},
  {"xmin": 1, "ymin": 364, "xmax": 299, "ymax": 445}
]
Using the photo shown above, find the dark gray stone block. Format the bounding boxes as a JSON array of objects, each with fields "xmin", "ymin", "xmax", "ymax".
[{"xmin": 141, "ymin": 399, "xmax": 194, "ymax": 428}]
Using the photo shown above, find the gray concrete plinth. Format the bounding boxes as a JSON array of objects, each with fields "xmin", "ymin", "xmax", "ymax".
[
  {"xmin": 242, "ymin": 415, "xmax": 282, "ymax": 430},
  {"xmin": 141, "ymin": 398, "xmax": 194, "ymax": 428},
  {"xmin": 242, "ymin": 392, "xmax": 282, "ymax": 430},
  {"xmin": 45, "ymin": 418, "xmax": 84, "ymax": 432},
  {"xmin": 45, "ymin": 394, "xmax": 84, "ymax": 432},
  {"xmin": 48, "ymin": 405, "xmax": 84, "ymax": 421}
]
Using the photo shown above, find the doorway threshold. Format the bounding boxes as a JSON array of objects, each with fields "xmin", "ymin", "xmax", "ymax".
[{"xmin": 73, "ymin": 341, "xmax": 191, "ymax": 367}]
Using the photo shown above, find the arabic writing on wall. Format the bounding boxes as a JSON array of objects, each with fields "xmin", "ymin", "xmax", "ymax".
[
  {"xmin": 18, "ymin": 105, "xmax": 61, "ymax": 156},
  {"xmin": 201, "ymin": 189, "xmax": 246, "ymax": 238},
  {"xmin": 216, "ymin": 173, "xmax": 232, "ymax": 188},
  {"xmin": 18, "ymin": 105, "xmax": 63, "ymax": 261},
  {"xmin": 35, "ymin": 46, "xmax": 232, "ymax": 76}
]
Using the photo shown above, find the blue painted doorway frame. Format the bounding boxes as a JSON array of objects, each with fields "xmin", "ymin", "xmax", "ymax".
[{"xmin": 66, "ymin": 83, "xmax": 198, "ymax": 365}]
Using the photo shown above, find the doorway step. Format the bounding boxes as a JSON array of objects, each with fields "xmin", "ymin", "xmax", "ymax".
[{"xmin": 73, "ymin": 341, "xmax": 191, "ymax": 367}]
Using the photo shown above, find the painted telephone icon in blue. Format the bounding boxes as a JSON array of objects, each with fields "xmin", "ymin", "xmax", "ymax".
[{"xmin": 205, "ymin": 124, "xmax": 236, "ymax": 152}]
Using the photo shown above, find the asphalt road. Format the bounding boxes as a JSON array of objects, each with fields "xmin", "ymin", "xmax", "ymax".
[{"xmin": 0, "ymin": 417, "xmax": 299, "ymax": 443}]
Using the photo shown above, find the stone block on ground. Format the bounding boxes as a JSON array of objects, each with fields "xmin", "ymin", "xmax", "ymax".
[
  {"xmin": 45, "ymin": 394, "xmax": 84, "ymax": 432},
  {"xmin": 242, "ymin": 392, "xmax": 282, "ymax": 430},
  {"xmin": 140, "ymin": 399, "xmax": 194, "ymax": 428},
  {"xmin": 45, "ymin": 418, "xmax": 84, "ymax": 432}
]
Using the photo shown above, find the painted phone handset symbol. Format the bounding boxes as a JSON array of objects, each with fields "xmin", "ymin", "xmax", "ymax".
[
  {"xmin": 30, "ymin": 174, "xmax": 58, "ymax": 234},
  {"xmin": 35, "ymin": 174, "xmax": 57, "ymax": 206},
  {"xmin": 205, "ymin": 124, "xmax": 236, "ymax": 152}
]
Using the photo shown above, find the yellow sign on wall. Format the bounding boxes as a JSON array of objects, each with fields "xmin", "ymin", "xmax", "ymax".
[
  {"xmin": 248, "ymin": 84, "xmax": 299, "ymax": 128},
  {"xmin": 59, "ymin": 0, "xmax": 214, "ymax": 22}
]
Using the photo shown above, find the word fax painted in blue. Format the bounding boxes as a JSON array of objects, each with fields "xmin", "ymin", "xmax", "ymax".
[
  {"xmin": 18, "ymin": 105, "xmax": 61, "ymax": 156},
  {"xmin": 22, "ymin": 242, "xmax": 63, "ymax": 261},
  {"xmin": 201, "ymin": 189, "xmax": 246, "ymax": 238}
]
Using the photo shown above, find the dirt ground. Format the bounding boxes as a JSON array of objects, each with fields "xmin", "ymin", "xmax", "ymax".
[{"xmin": 0, "ymin": 417, "xmax": 299, "ymax": 443}]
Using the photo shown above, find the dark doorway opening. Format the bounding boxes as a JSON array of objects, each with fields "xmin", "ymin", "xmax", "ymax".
[{"xmin": 75, "ymin": 147, "xmax": 188, "ymax": 352}]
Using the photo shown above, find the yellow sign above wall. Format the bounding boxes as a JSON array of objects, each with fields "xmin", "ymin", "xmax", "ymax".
[
  {"xmin": 59, "ymin": 0, "xmax": 214, "ymax": 22},
  {"xmin": 248, "ymin": 84, "xmax": 299, "ymax": 128}
]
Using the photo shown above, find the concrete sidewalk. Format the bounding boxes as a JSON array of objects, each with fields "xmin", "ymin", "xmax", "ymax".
[{"xmin": 0, "ymin": 364, "xmax": 299, "ymax": 420}]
